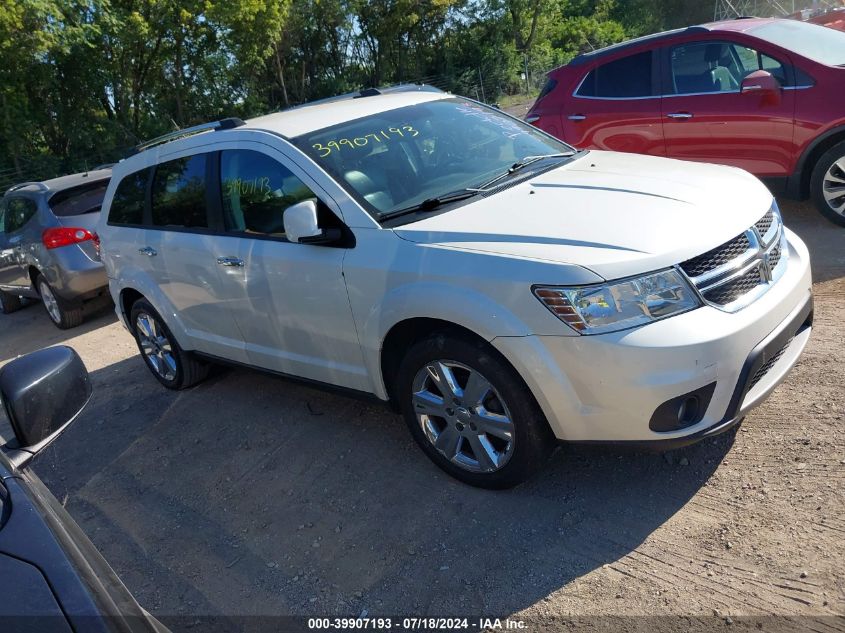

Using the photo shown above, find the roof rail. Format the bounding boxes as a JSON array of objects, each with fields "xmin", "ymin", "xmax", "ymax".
[
  {"xmin": 133, "ymin": 117, "xmax": 246, "ymax": 154},
  {"xmin": 6, "ymin": 181, "xmax": 49, "ymax": 194},
  {"xmin": 283, "ymin": 83, "xmax": 444, "ymax": 112}
]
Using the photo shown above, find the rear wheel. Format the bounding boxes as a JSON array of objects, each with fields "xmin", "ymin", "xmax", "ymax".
[
  {"xmin": 396, "ymin": 333, "xmax": 555, "ymax": 489},
  {"xmin": 37, "ymin": 275, "xmax": 83, "ymax": 329},
  {"xmin": 129, "ymin": 298, "xmax": 209, "ymax": 390},
  {"xmin": 810, "ymin": 140, "xmax": 845, "ymax": 227},
  {"xmin": 0, "ymin": 290, "xmax": 23, "ymax": 314}
]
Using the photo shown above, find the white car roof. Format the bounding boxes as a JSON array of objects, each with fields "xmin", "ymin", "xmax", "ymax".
[{"xmin": 242, "ymin": 91, "xmax": 451, "ymax": 138}]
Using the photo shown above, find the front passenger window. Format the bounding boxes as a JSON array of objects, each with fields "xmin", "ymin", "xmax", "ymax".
[
  {"xmin": 220, "ymin": 150, "xmax": 317, "ymax": 238},
  {"xmin": 670, "ymin": 42, "xmax": 791, "ymax": 94}
]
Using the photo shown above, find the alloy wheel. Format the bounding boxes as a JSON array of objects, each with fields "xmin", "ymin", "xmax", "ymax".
[
  {"xmin": 411, "ymin": 360, "xmax": 515, "ymax": 473},
  {"xmin": 39, "ymin": 280, "xmax": 61, "ymax": 324},
  {"xmin": 135, "ymin": 312, "xmax": 177, "ymax": 381},
  {"xmin": 823, "ymin": 157, "xmax": 845, "ymax": 217}
]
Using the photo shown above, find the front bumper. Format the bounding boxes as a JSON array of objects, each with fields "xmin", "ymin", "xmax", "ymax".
[{"xmin": 492, "ymin": 228, "xmax": 813, "ymax": 444}]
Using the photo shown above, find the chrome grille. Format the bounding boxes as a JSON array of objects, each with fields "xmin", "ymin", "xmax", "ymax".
[
  {"xmin": 680, "ymin": 206, "xmax": 786, "ymax": 312},
  {"xmin": 768, "ymin": 241, "xmax": 782, "ymax": 270},
  {"xmin": 680, "ymin": 233, "xmax": 752, "ymax": 278},
  {"xmin": 748, "ymin": 337, "xmax": 792, "ymax": 391},
  {"xmin": 701, "ymin": 265, "xmax": 764, "ymax": 305},
  {"xmin": 755, "ymin": 210, "xmax": 774, "ymax": 238}
]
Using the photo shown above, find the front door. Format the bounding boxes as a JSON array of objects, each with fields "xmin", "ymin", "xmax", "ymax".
[
  {"xmin": 661, "ymin": 39, "xmax": 796, "ymax": 177},
  {"xmin": 208, "ymin": 146, "xmax": 368, "ymax": 392}
]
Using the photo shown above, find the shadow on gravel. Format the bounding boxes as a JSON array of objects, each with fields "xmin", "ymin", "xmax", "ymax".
[
  {"xmin": 34, "ymin": 354, "xmax": 735, "ymax": 622},
  {"xmin": 0, "ymin": 301, "xmax": 117, "ymax": 364},
  {"xmin": 778, "ymin": 198, "xmax": 844, "ymax": 285}
]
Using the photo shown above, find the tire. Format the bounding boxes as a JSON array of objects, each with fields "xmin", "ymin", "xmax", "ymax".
[
  {"xmin": 37, "ymin": 275, "xmax": 84, "ymax": 329},
  {"xmin": 0, "ymin": 290, "xmax": 23, "ymax": 314},
  {"xmin": 810, "ymin": 140, "xmax": 845, "ymax": 227},
  {"xmin": 396, "ymin": 332, "xmax": 555, "ymax": 489},
  {"xmin": 129, "ymin": 298, "xmax": 209, "ymax": 390}
]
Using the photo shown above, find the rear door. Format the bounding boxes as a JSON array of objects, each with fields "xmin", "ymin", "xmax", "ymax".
[
  {"xmin": 660, "ymin": 39, "xmax": 796, "ymax": 176},
  {"xmin": 564, "ymin": 50, "xmax": 666, "ymax": 156},
  {"xmin": 0, "ymin": 197, "xmax": 38, "ymax": 289},
  {"xmin": 141, "ymin": 152, "xmax": 248, "ymax": 362}
]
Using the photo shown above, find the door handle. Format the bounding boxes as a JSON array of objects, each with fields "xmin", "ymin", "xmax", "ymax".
[
  {"xmin": 138, "ymin": 246, "xmax": 157, "ymax": 257},
  {"xmin": 567, "ymin": 114, "xmax": 587, "ymax": 121},
  {"xmin": 667, "ymin": 112, "xmax": 693, "ymax": 119},
  {"xmin": 216, "ymin": 256, "xmax": 244, "ymax": 267}
]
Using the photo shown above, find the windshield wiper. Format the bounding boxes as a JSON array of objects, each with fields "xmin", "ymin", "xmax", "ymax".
[
  {"xmin": 380, "ymin": 189, "xmax": 481, "ymax": 222},
  {"xmin": 474, "ymin": 152, "xmax": 575, "ymax": 191}
]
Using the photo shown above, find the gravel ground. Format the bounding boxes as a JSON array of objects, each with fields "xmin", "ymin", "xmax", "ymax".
[{"xmin": 0, "ymin": 197, "xmax": 843, "ymax": 632}]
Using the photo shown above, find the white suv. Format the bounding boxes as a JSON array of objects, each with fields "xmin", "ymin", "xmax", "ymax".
[{"xmin": 99, "ymin": 86, "xmax": 813, "ymax": 488}]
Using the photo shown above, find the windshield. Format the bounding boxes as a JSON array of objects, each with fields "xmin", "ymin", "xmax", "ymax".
[
  {"xmin": 751, "ymin": 20, "xmax": 845, "ymax": 66},
  {"xmin": 292, "ymin": 97, "xmax": 574, "ymax": 219}
]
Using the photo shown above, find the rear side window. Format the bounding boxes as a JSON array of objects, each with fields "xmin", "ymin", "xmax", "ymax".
[
  {"xmin": 576, "ymin": 51, "xmax": 654, "ymax": 98},
  {"xmin": 220, "ymin": 150, "xmax": 316, "ymax": 238},
  {"xmin": 108, "ymin": 169, "xmax": 149, "ymax": 226},
  {"xmin": 49, "ymin": 180, "xmax": 109, "ymax": 217},
  {"xmin": 536, "ymin": 78, "xmax": 558, "ymax": 102},
  {"xmin": 151, "ymin": 155, "xmax": 208, "ymax": 228},
  {"xmin": 4, "ymin": 198, "xmax": 38, "ymax": 233}
]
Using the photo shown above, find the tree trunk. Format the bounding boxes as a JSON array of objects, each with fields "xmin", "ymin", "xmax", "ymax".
[{"xmin": 274, "ymin": 49, "xmax": 290, "ymax": 107}]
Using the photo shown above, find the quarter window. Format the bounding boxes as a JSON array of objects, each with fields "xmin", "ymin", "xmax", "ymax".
[
  {"xmin": 670, "ymin": 41, "xmax": 791, "ymax": 94},
  {"xmin": 4, "ymin": 198, "xmax": 38, "ymax": 233},
  {"xmin": 151, "ymin": 154, "xmax": 208, "ymax": 228},
  {"xmin": 108, "ymin": 169, "xmax": 149, "ymax": 226},
  {"xmin": 576, "ymin": 51, "xmax": 654, "ymax": 98},
  {"xmin": 220, "ymin": 150, "xmax": 317, "ymax": 237}
]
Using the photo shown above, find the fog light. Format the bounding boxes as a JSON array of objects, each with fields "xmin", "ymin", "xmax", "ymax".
[{"xmin": 649, "ymin": 383, "xmax": 716, "ymax": 432}]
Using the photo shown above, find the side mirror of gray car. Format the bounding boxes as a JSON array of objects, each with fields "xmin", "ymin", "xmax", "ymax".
[
  {"xmin": 0, "ymin": 346, "xmax": 91, "ymax": 469},
  {"xmin": 284, "ymin": 199, "xmax": 342, "ymax": 245}
]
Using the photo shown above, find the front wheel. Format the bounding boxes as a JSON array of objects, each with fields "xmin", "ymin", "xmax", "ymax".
[
  {"xmin": 396, "ymin": 333, "xmax": 555, "ymax": 489},
  {"xmin": 129, "ymin": 298, "xmax": 209, "ymax": 390},
  {"xmin": 810, "ymin": 140, "xmax": 845, "ymax": 227}
]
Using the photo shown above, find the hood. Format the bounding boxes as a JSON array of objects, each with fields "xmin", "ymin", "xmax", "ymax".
[{"xmin": 394, "ymin": 151, "xmax": 774, "ymax": 280}]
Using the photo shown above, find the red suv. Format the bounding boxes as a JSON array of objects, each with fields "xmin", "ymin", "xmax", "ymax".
[{"xmin": 526, "ymin": 18, "xmax": 845, "ymax": 226}]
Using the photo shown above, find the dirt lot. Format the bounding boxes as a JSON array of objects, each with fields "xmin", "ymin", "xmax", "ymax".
[{"xmin": 0, "ymin": 198, "xmax": 843, "ymax": 631}]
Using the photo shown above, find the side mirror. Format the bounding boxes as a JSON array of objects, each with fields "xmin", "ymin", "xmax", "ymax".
[
  {"xmin": 740, "ymin": 70, "xmax": 781, "ymax": 103},
  {"xmin": 284, "ymin": 199, "xmax": 341, "ymax": 245},
  {"xmin": 0, "ymin": 346, "xmax": 91, "ymax": 469}
]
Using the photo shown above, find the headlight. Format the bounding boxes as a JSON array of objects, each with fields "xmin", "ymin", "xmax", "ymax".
[{"xmin": 533, "ymin": 268, "xmax": 701, "ymax": 335}]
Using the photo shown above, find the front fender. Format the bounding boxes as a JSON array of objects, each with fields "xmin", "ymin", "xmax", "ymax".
[{"xmin": 357, "ymin": 281, "xmax": 539, "ymax": 400}]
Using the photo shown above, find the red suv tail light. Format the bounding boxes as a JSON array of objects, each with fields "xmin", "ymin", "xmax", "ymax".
[{"xmin": 42, "ymin": 227, "xmax": 99, "ymax": 251}]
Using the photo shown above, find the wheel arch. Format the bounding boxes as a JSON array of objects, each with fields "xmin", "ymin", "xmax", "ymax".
[
  {"xmin": 791, "ymin": 124, "xmax": 845, "ymax": 199},
  {"xmin": 379, "ymin": 317, "xmax": 541, "ymax": 419},
  {"xmin": 28, "ymin": 265, "xmax": 42, "ymax": 290},
  {"xmin": 119, "ymin": 287, "xmax": 145, "ymax": 324}
]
